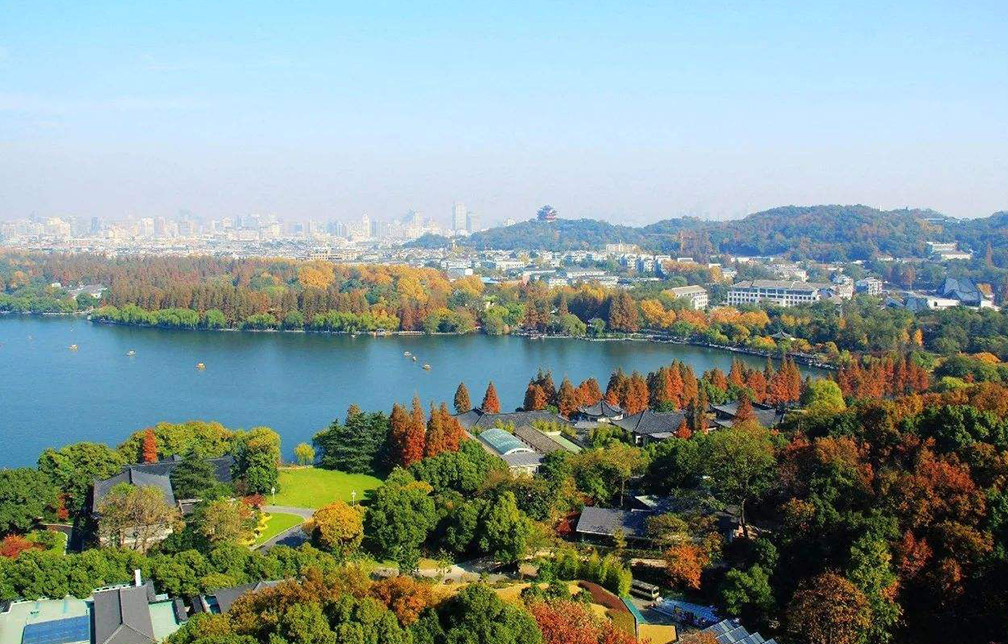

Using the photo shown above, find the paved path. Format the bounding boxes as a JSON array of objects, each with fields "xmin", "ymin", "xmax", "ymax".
[
  {"xmin": 372, "ymin": 556, "xmax": 509, "ymax": 582},
  {"xmin": 263, "ymin": 504, "xmax": 315, "ymax": 518},
  {"xmin": 256, "ymin": 524, "xmax": 308, "ymax": 551},
  {"xmin": 254, "ymin": 505, "xmax": 314, "ymax": 551}
]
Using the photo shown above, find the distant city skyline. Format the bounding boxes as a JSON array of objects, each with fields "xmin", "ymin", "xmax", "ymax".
[{"xmin": 1, "ymin": 2, "xmax": 1006, "ymax": 224}]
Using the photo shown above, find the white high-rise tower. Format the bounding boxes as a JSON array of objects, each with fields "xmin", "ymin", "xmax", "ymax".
[{"xmin": 452, "ymin": 202, "xmax": 467, "ymax": 233}]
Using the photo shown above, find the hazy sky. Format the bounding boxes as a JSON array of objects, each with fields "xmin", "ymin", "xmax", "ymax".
[{"xmin": 1, "ymin": 1, "xmax": 1006, "ymax": 225}]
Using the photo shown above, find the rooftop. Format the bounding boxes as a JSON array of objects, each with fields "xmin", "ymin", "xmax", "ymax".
[
  {"xmin": 477, "ymin": 428, "xmax": 535, "ymax": 456},
  {"xmin": 575, "ymin": 506, "xmax": 653, "ymax": 540},
  {"xmin": 730, "ymin": 279, "xmax": 831, "ymax": 292},
  {"xmin": 710, "ymin": 401, "xmax": 784, "ymax": 428},
  {"xmin": 455, "ymin": 409, "xmax": 570, "ymax": 432},
  {"xmin": 666, "ymin": 285, "xmax": 707, "ymax": 295},
  {"xmin": 0, "ymin": 598, "xmax": 90, "ymax": 644},
  {"xmin": 93, "ymin": 585, "xmax": 157, "ymax": 644},
  {"xmin": 92, "ymin": 455, "xmax": 234, "ymax": 510},
  {"xmin": 513, "ymin": 426, "xmax": 566, "ymax": 455},
  {"xmin": 577, "ymin": 400, "xmax": 623, "ymax": 419},
  {"xmin": 704, "ymin": 618, "xmax": 779, "ymax": 644},
  {"xmin": 614, "ymin": 410, "xmax": 686, "ymax": 436},
  {"xmin": 501, "ymin": 452, "xmax": 543, "ymax": 469}
]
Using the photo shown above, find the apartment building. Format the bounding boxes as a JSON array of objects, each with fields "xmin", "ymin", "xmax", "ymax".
[{"xmin": 727, "ymin": 280, "xmax": 832, "ymax": 307}]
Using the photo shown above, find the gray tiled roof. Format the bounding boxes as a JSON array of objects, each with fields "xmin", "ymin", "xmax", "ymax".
[
  {"xmin": 575, "ymin": 506, "xmax": 652, "ymax": 539},
  {"xmin": 502, "ymin": 452, "xmax": 543, "ymax": 470},
  {"xmin": 614, "ymin": 410, "xmax": 686, "ymax": 436},
  {"xmin": 92, "ymin": 455, "xmax": 234, "ymax": 510},
  {"xmin": 93, "ymin": 468, "xmax": 175, "ymax": 510},
  {"xmin": 127, "ymin": 455, "xmax": 234, "ymax": 484},
  {"xmin": 455, "ymin": 409, "xmax": 571, "ymax": 431},
  {"xmin": 208, "ymin": 581, "xmax": 281, "ymax": 614},
  {"xmin": 632, "ymin": 493, "xmax": 740, "ymax": 536},
  {"xmin": 710, "ymin": 401, "xmax": 784, "ymax": 428},
  {"xmin": 513, "ymin": 426, "xmax": 565, "ymax": 454},
  {"xmin": 577, "ymin": 400, "xmax": 623, "ymax": 418},
  {"xmin": 940, "ymin": 276, "xmax": 983, "ymax": 305},
  {"xmin": 93, "ymin": 585, "xmax": 156, "ymax": 644}
]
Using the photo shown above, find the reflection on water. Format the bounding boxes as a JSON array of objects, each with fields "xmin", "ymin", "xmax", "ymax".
[{"xmin": 0, "ymin": 316, "xmax": 810, "ymax": 466}]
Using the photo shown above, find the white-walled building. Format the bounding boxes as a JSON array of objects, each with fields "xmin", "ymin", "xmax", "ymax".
[
  {"xmin": 665, "ymin": 285, "xmax": 709, "ymax": 309},
  {"xmin": 727, "ymin": 280, "xmax": 832, "ymax": 307}
]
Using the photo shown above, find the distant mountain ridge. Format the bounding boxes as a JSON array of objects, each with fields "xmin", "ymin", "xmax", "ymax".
[{"xmin": 419, "ymin": 204, "xmax": 1004, "ymax": 262}]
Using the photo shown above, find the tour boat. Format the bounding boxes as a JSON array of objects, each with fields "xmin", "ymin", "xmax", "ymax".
[
  {"xmin": 196, "ymin": 362, "xmax": 206, "ymax": 370},
  {"xmin": 423, "ymin": 364, "xmax": 431, "ymax": 371},
  {"xmin": 404, "ymin": 351, "xmax": 411, "ymax": 357}
]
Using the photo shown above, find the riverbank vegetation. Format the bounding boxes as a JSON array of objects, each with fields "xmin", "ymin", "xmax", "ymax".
[{"xmin": 7, "ymin": 251, "xmax": 1008, "ymax": 370}]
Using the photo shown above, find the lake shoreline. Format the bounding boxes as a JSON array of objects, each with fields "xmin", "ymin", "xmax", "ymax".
[
  {"xmin": 1, "ymin": 310, "xmax": 836, "ymax": 370},
  {"xmin": 0, "ymin": 315, "xmax": 823, "ymax": 468}
]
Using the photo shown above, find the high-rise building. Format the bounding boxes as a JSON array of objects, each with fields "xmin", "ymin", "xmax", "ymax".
[
  {"xmin": 466, "ymin": 211, "xmax": 479, "ymax": 234},
  {"xmin": 452, "ymin": 202, "xmax": 467, "ymax": 232}
]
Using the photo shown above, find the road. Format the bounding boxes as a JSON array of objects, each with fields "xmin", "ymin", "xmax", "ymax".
[
  {"xmin": 255, "ymin": 505, "xmax": 314, "ymax": 551},
  {"xmin": 262, "ymin": 504, "xmax": 315, "ymax": 519}
]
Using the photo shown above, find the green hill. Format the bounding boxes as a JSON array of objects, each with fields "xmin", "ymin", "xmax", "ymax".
[
  {"xmin": 465, "ymin": 218, "xmax": 645, "ymax": 251},
  {"xmin": 455, "ymin": 204, "xmax": 990, "ymax": 261}
]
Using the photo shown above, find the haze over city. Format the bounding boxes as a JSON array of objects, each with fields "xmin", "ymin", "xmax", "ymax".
[{"xmin": 1, "ymin": 1, "xmax": 1006, "ymax": 225}]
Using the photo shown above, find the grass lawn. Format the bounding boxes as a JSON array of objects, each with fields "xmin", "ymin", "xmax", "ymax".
[
  {"xmin": 272, "ymin": 467, "xmax": 382, "ymax": 509},
  {"xmin": 253, "ymin": 512, "xmax": 304, "ymax": 547},
  {"xmin": 27, "ymin": 529, "xmax": 68, "ymax": 554}
]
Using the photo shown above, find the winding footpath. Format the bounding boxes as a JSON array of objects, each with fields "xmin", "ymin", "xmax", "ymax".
[{"xmin": 255, "ymin": 504, "xmax": 315, "ymax": 551}]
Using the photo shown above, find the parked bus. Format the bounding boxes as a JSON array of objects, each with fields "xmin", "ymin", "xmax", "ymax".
[{"xmin": 630, "ymin": 579, "xmax": 660, "ymax": 601}]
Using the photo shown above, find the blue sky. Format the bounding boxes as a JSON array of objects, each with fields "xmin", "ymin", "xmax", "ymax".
[{"xmin": 1, "ymin": 1, "xmax": 1006, "ymax": 224}]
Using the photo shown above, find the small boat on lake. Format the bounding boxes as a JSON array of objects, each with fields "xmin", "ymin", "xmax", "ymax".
[
  {"xmin": 412, "ymin": 356, "xmax": 417, "ymax": 362},
  {"xmin": 196, "ymin": 362, "xmax": 206, "ymax": 370},
  {"xmin": 126, "ymin": 350, "xmax": 136, "ymax": 357},
  {"xmin": 68, "ymin": 344, "xmax": 78, "ymax": 351},
  {"xmin": 404, "ymin": 351, "xmax": 412, "ymax": 357},
  {"xmin": 422, "ymin": 364, "xmax": 431, "ymax": 371}
]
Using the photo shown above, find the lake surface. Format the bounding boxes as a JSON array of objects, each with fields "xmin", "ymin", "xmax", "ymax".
[{"xmin": 0, "ymin": 316, "xmax": 805, "ymax": 467}]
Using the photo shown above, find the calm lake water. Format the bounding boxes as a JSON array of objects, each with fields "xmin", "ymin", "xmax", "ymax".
[{"xmin": 0, "ymin": 316, "xmax": 802, "ymax": 467}]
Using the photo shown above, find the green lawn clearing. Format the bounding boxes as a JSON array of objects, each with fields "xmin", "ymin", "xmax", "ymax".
[
  {"xmin": 26, "ymin": 529, "xmax": 68, "ymax": 554},
  {"xmin": 253, "ymin": 512, "xmax": 304, "ymax": 547},
  {"xmin": 272, "ymin": 467, "xmax": 382, "ymax": 509}
]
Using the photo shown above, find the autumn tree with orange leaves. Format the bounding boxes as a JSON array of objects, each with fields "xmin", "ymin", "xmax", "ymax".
[
  {"xmin": 389, "ymin": 402, "xmax": 425, "ymax": 467},
  {"xmin": 481, "ymin": 382, "xmax": 501, "ymax": 413},
  {"xmin": 787, "ymin": 572, "xmax": 871, "ymax": 644},
  {"xmin": 370, "ymin": 575, "xmax": 434, "ymax": 625},
  {"xmin": 454, "ymin": 382, "xmax": 471, "ymax": 414},
  {"xmin": 576, "ymin": 378, "xmax": 603, "ymax": 407},
  {"xmin": 665, "ymin": 542, "xmax": 710, "ymax": 590},
  {"xmin": 528, "ymin": 599, "xmax": 637, "ymax": 644},
  {"xmin": 425, "ymin": 403, "xmax": 464, "ymax": 458},
  {"xmin": 525, "ymin": 383, "xmax": 548, "ymax": 411},
  {"xmin": 140, "ymin": 428, "xmax": 158, "ymax": 463},
  {"xmin": 557, "ymin": 377, "xmax": 579, "ymax": 418}
]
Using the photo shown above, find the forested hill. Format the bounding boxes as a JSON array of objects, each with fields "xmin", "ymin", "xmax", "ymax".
[
  {"xmin": 950, "ymin": 210, "xmax": 1008, "ymax": 267},
  {"xmin": 464, "ymin": 218, "xmax": 647, "ymax": 252},
  {"xmin": 454, "ymin": 204, "xmax": 1001, "ymax": 261},
  {"xmin": 682, "ymin": 205, "xmax": 947, "ymax": 260}
]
